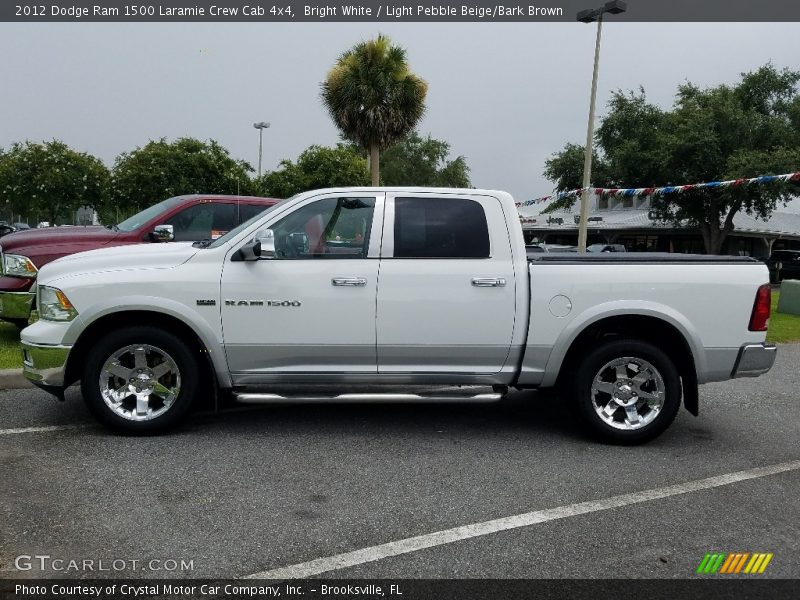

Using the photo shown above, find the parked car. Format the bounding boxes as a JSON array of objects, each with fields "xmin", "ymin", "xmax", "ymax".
[
  {"xmin": 12, "ymin": 223, "xmax": 31, "ymax": 231},
  {"xmin": 0, "ymin": 195, "xmax": 278, "ymax": 328},
  {"xmin": 525, "ymin": 244, "xmax": 577, "ymax": 258},
  {"xmin": 766, "ymin": 249, "xmax": 800, "ymax": 283},
  {"xmin": 22, "ymin": 187, "xmax": 775, "ymax": 444},
  {"xmin": 0, "ymin": 224, "xmax": 17, "ymax": 238},
  {"xmin": 587, "ymin": 243, "xmax": 627, "ymax": 253}
]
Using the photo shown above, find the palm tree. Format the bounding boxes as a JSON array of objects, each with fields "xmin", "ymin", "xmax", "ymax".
[{"xmin": 321, "ymin": 35, "xmax": 428, "ymax": 185}]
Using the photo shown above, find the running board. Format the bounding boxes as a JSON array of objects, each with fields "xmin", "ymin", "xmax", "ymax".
[{"xmin": 233, "ymin": 392, "xmax": 503, "ymax": 404}]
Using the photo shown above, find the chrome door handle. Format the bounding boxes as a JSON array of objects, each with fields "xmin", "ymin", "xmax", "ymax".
[
  {"xmin": 472, "ymin": 277, "xmax": 506, "ymax": 287},
  {"xmin": 332, "ymin": 277, "xmax": 367, "ymax": 287}
]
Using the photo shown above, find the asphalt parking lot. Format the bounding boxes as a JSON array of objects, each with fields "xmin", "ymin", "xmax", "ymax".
[{"xmin": 1, "ymin": 346, "xmax": 798, "ymax": 581}]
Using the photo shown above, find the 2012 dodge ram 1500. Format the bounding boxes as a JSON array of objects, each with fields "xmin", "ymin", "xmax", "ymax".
[{"xmin": 20, "ymin": 188, "xmax": 777, "ymax": 443}]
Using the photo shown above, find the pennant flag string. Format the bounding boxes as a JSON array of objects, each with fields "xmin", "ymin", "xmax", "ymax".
[{"xmin": 516, "ymin": 171, "xmax": 800, "ymax": 208}]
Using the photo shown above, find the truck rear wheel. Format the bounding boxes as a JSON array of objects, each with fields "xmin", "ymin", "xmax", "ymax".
[
  {"xmin": 568, "ymin": 339, "xmax": 681, "ymax": 444},
  {"xmin": 81, "ymin": 326, "xmax": 198, "ymax": 434}
]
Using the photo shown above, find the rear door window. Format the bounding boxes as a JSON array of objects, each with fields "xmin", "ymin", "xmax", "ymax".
[{"xmin": 393, "ymin": 197, "xmax": 490, "ymax": 258}]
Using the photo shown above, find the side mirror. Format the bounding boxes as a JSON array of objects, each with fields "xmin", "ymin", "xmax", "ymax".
[
  {"xmin": 151, "ymin": 224, "xmax": 174, "ymax": 242},
  {"xmin": 255, "ymin": 229, "xmax": 276, "ymax": 259},
  {"xmin": 232, "ymin": 229, "xmax": 275, "ymax": 262}
]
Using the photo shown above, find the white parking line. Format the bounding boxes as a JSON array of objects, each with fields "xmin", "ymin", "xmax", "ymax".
[
  {"xmin": 244, "ymin": 459, "xmax": 800, "ymax": 579},
  {"xmin": 0, "ymin": 424, "xmax": 85, "ymax": 436}
]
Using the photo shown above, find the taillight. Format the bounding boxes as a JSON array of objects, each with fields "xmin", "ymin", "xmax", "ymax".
[{"xmin": 748, "ymin": 284, "xmax": 771, "ymax": 332}]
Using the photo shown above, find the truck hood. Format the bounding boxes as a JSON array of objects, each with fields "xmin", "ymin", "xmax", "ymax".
[
  {"xmin": 37, "ymin": 242, "xmax": 200, "ymax": 286},
  {"xmin": 0, "ymin": 226, "xmax": 119, "ymax": 252}
]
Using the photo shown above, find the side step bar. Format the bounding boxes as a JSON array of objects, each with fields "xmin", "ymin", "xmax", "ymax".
[{"xmin": 233, "ymin": 392, "xmax": 503, "ymax": 404}]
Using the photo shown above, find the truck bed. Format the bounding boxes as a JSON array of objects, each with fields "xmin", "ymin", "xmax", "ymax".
[
  {"xmin": 522, "ymin": 252, "xmax": 770, "ymax": 387},
  {"xmin": 528, "ymin": 252, "xmax": 759, "ymax": 264}
]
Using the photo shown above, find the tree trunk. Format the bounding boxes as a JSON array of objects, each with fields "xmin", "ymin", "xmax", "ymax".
[
  {"xmin": 700, "ymin": 203, "xmax": 740, "ymax": 255},
  {"xmin": 369, "ymin": 144, "xmax": 380, "ymax": 186}
]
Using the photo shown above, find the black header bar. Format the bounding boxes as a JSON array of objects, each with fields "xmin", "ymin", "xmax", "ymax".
[
  {"xmin": 2, "ymin": 0, "xmax": 800, "ymax": 23},
  {"xmin": 1, "ymin": 579, "xmax": 798, "ymax": 600}
]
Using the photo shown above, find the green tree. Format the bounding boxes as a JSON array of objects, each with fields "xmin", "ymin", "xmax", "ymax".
[
  {"xmin": 380, "ymin": 132, "xmax": 471, "ymax": 187},
  {"xmin": 257, "ymin": 144, "xmax": 369, "ymax": 197},
  {"xmin": 111, "ymin": 138, "xmax": 254, "ymax": 219},
  {"xmin": 544, "ymin": 65, "xmax": 800, "ymax": 253},
  {"xmin": 321, "ymin": 34, "xmax": 428, "ymax": 185},
  {"xmin": 0, "ymin": 140, "xmax": 109, "ymax": 225}
]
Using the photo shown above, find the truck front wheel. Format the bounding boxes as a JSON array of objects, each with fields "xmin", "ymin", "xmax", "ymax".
[
  {"xmin": 81, "ymin": 327, "xmax": 199, "ymax": 434},
  {"xmin": 568, "ymin": 339, "xmax": 681, "ymax": 444}
]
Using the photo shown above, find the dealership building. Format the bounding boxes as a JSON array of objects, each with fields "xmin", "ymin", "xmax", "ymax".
[{"xmin": 519, "ymin": 196, "xmax": 800, "ymax": 256}]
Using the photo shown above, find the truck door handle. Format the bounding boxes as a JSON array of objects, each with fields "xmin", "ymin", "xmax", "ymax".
[
  {"xmin": 472, "ymin": 277, "xmax": 506, "ymax": 287},
  {"xmin": 332, "ymin": 277, "xmax": 367, "ymax": 287}
]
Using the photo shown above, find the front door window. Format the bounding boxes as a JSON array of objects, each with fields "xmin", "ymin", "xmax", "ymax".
[{"xmin": 269, "ymin": 197, "xmax": 375, "ymax": 259}]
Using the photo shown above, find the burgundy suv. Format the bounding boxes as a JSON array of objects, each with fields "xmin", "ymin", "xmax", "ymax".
[{"xmin": 0, "ymin": 194, "xmax": 279, "ymax": 327}]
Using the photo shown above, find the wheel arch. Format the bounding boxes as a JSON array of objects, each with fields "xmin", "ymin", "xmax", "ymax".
[
  {"xmin": 550, "ymin": 312, "xmax": 700, "ymax": 415},
  {"xmin": 64, "ymin": 307, "xmax": 228, "ymax": 391}
]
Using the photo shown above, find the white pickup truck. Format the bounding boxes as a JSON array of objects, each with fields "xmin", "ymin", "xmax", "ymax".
[{"xmin": 21, "ymin": 187, "xmax": 777, "ymax": 443}]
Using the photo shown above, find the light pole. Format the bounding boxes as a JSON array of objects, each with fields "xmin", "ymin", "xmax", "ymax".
[
  {"xmin": 253, "ymin": 121, "xmax": 270, "ymax": 178},
  {"xmin": 576, "ymin": 0, "xmax": 626, "ymax": 252}
]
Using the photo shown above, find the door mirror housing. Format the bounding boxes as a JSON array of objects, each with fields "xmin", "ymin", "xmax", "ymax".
[
  {"xmin": 151, "ymin": 224, "xmax": 174, "ymax": 242},
  {"xmin": 232, "ymin": 229, "xmax": 275, "ymax": 261}
]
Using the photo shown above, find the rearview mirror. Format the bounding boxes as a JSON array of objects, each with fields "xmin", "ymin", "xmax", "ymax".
[{"xmin": 151, "ymin": 224, "xmax": 174, "ymax": 242}]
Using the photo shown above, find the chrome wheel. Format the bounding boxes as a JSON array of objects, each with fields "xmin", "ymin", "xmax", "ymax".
[
  {"xmin": 99, "ymin": 344, "xmax": 181, "ymax": 421},
  {"xmin": 590, "ymin": 356, "xmax": 664, "ymax": 430}
]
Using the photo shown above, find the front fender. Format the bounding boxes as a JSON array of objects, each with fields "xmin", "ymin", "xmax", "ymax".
[{"xmin": 69, "ymin": 296, "xmax": 231, "ymax": 388}]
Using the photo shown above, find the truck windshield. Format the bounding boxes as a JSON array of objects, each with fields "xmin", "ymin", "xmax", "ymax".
[
  {"xmin": 116, "ymin": 196, "xmax": 187, "ymax": 232},
  {"xmin": 207, "ymin": 197, "xmax": 291, "ymax": 248}
]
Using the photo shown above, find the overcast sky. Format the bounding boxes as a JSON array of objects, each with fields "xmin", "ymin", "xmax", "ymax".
[{"xmin": 1, "ymin": 22, "xmax": 799, "ymax": 213}]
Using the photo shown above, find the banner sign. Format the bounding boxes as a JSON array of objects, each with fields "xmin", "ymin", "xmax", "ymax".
[{"xmin": 516, "ymin": 171, "xmax": 800, "ymax": 208}]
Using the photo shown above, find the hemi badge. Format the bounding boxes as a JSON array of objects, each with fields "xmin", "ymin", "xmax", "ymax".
[{"xmin": 196, "ymin": 300, "xmax": 216, "ymax": 306}]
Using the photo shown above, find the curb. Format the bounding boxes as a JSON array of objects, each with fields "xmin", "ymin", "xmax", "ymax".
[{"xmin": 0, "ymin": 369, "xmax": 33, "ymax": 390}]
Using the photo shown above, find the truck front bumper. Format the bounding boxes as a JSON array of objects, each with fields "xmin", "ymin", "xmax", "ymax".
[
  {"xmin": 731, "ymin": 343, "xmax": 777, "ymax": 378},
  {"xmin": 0, "ymin": 290, "xmax": 35, "ymax": 320},
  {"xmin": 22, "ymin": 341, "xmax": 71, "ymax": 392}
]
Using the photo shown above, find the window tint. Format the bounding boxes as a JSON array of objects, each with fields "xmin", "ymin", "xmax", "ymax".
[
  {"xmin": 237, "ymin": 203, "xmax": 270, "ymax": 224},
  {"xmin": 270, "ymin": 197, "xmax": 375, "ymax": 259},
  {"xmin": 165, "ymin": 203, "xmax": 235, "ymax": 242},
  {"xmin": 393, "ymin": 197, "xmax": 490, "ymax": 258},
  {"xmin": 117, "ymin": 196, "xmax": 186, "ymax": 232}
]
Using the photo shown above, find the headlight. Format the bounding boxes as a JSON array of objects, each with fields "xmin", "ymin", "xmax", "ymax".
[
  {"xmin": 4, "ymin": 254, "xmax": 38, "ymax": 278},
  {"xmin": 38, "ymin": 286, "xmax": 78, "ymax": 322}
]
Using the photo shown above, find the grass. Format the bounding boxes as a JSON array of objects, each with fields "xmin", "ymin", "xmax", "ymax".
[
  {"xmin": 0, "ymin": 293, "xmax": 798, "ymax": 371},
  {"xmin": 767, "ymin": 291, "xmax": 800, "ymax": 344},
  {"xmin": 0, "ymin": 322, "xmax": 22, "ymax": 370}
]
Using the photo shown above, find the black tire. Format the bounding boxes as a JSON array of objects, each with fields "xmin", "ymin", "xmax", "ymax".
[
  {"xmin": 566, "ymin": 338, "xmax": 681, "ymax": 445},
  {"xmin": 81, "ymin": 326, "xmax": 199, "ymax": 434},
  {"xmin": 8, "ymin": 318, "xmax": 30, "ymax": 329}
]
